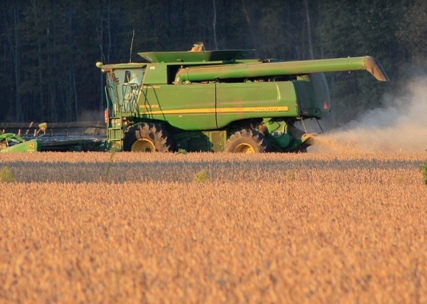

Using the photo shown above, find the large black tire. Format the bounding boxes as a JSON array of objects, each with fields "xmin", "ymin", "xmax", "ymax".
[
  {"xmin": 224, "ymin": 129, "xmax": 270, "ymax": 153},
  {"xmin": 123, "ymin": 123, "xmax": 174, "ymax": 152}
]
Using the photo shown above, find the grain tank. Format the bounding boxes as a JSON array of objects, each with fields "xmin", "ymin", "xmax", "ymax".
[{"xmin": 96, "ymin": 49, "xmax": 388, "ymax": 153}]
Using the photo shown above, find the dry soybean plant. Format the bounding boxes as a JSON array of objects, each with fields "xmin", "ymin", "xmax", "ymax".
[
  {"xmin": 422, "ymin": 154, "xmax": 427, "ymax": 185},
  {"xmin": 1, "ymin": 152, "xmax": 427, "ymax": 303}
]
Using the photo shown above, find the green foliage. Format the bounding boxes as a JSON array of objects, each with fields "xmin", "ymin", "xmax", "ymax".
[
  {"xmin": 286, "ymin": 169, "xmax": 297, "ymax": 181},
  {"xmin": 193, "ymin": 169, "xmax": 209, "ymax": 183},
  {"xmin": 421, "ymin": 158, "xmax": 427, "ymax": 185},
  {"xmin": 0, "ymin": 166, "xmax": 16, "ymax": 183},
  {"xmin": 103, "ymin": 149, "xmax": 116, "ymax": 182},
  {"xmin": 317, "ymin": 0, "xmax": 406, "ymax": 124},
  {"xmin": 396, "ymin": 0, "xmax": 427, "ymax": 67}
]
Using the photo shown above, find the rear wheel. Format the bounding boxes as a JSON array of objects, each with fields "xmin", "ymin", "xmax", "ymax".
[
  {"xmin": 123, "ymin": 123, "xmax": 174, "ymax": 152},
  {"xmin": 224, "ymin": 129, "xmax": 269, "ymax": 153}
]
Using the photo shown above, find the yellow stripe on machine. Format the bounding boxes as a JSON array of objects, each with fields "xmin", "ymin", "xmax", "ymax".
[{"xmin": 139, "ymin": 106, "xmax": 289, "ymax": 115}]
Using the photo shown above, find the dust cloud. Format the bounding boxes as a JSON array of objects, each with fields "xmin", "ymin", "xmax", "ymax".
[
  {"xmin": 310, "ymin": 78, "xmax": 427, "ymax": 154},
  {"xmin": 78, "ymin": 110, "xmax": 103, "ymax": 123}
]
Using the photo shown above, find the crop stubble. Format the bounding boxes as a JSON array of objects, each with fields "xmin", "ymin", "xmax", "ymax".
[{"xmin": 1, "ymin": 152, "xmax": 426, "ymax": 303}]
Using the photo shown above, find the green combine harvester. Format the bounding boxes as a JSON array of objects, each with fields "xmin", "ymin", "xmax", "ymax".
[{"xmin": 0, "ymin": 47, "xmax": 389, "ymax": 153}]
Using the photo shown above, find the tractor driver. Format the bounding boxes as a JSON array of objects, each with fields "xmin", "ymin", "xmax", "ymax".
[{"xmin": 129, "ymin": 72, "xmax": 140, "ymax": 85}]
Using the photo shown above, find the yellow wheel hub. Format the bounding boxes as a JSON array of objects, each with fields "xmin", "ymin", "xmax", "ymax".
[
  {"xmin": 131, "ymin": 138, "xmax": 155, "ymax": 152},
  {"xmin": 234, "ymin": 143, "xmax": 255, "ymax": 153}
]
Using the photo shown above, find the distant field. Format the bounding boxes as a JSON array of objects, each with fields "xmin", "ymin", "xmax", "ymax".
[{"xmin": 1, "ymin": 152, "xmax": 427, "ymax": 303}]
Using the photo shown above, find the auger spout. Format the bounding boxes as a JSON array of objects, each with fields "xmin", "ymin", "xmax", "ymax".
[{"xmin": 174, "ymin": 56, "xmax": 389, "ymax": 83}]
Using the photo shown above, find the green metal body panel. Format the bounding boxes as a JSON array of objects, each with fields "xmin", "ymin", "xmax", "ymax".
[
  {"xmin": 215, "ymin": 82, "xmax": 299, "ymax": 128},
  {"xmin": 135, "ymin": 74, "xmax": 322, "ymax": 131},
  {"xmin": 139, "ymin": 84, "xmax": 216, "ymax": 130},
  {"xmin": 94, "ymin": 49, "xmax": 388, "ymax": 153},
  {"xmin": 0, "ymin": 136, "xmax": 39, "ymax": 152},
  {"xmin": 136, "ymin": 81, "xmax": 301, "ymax": 131}
]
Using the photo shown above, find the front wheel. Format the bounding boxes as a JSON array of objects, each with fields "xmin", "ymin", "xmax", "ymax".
[
  {"xmin": 123, "ymin": 123, "xmax": 174, "ymax": 152},
  {"xmin": 224, "ymin": 129, "xmax": 270, "ymax": 153}
]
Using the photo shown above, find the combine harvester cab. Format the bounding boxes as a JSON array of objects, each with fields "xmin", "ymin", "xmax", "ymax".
[{"xmin": 97, "ymin": 48, "xmax": 388, "ymax": 153}]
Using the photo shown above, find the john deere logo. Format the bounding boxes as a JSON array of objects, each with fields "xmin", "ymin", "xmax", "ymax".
[{"xmin": 28, "ymin": 142, "xmax": 34, "ymax": 148}]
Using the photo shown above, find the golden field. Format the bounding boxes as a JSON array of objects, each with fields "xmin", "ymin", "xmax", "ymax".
[{"xmin": 1, "ymin": 152, "xmax": 427, "ymax": 303}]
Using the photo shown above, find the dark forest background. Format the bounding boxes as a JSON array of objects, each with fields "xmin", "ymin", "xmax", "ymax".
[{"xmin": 1, "ymin": 0, "xmax": 427, "ymax": 126}]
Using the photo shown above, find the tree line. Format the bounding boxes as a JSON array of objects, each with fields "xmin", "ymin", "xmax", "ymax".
[{"xmin": 0, "ymin": 0, "xmax": 425, "ymax": 125}]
